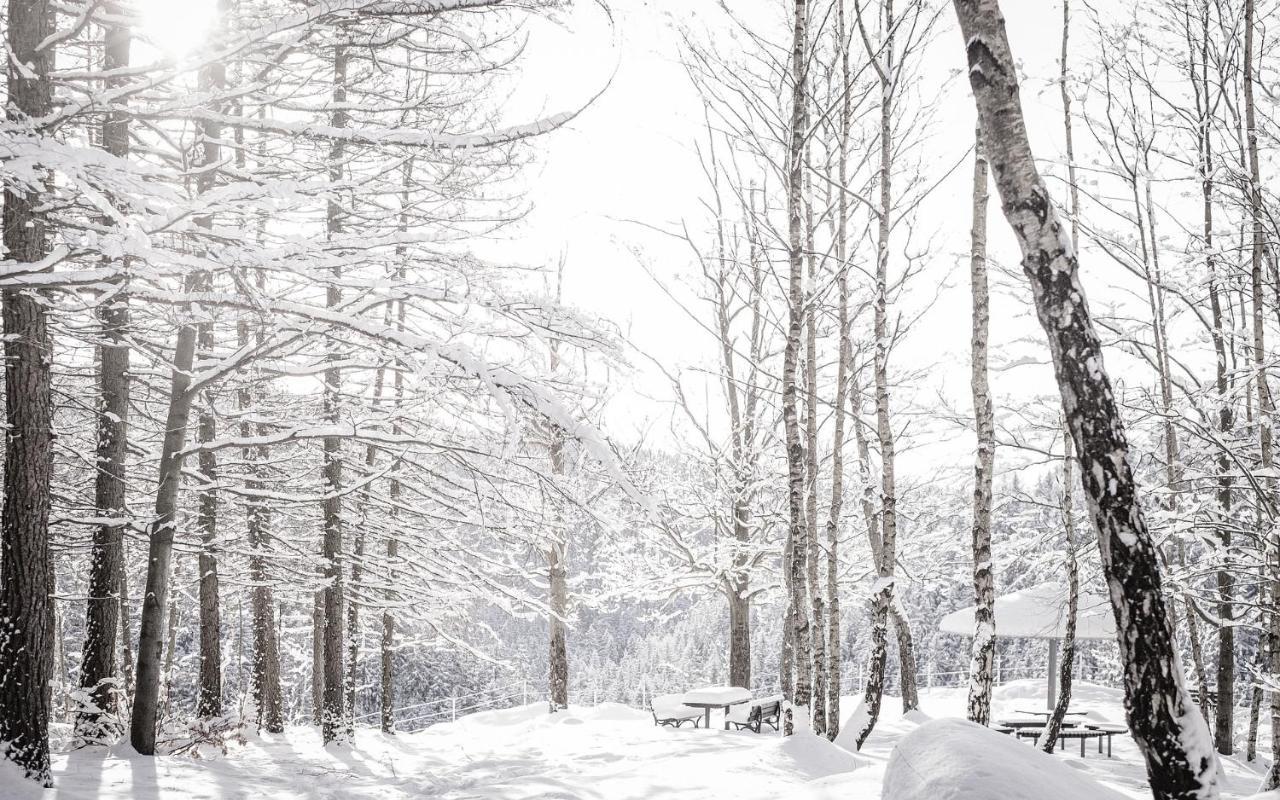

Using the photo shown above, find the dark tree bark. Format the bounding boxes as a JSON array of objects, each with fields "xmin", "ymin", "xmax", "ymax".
[
  {"xmin": 131, "ymin": 0, "xmax": 228, "ymax": 754},
  {"xmin": 196, "ymin": 395, "xmax": 222, "ymax": 719},
  {"xmin": 1246, "ymin": 0, "xmax": 1280, "ymax": 783},
  {"xmin": 312, "ymin": 590, "xmax": 325, "ymax": 725},
  {"xmin": 0, "ymin": 0, "xmax": 55, "ymax": 781},
  {"xmin": 79, "ymin": 6, "xmax": 132, "ymax": 744},
  {"xmin": 381, "ymin": 159, "xmax": 412, "ymax": 735},
  {"xmin": 320, "ymin": 41, "xmax": 350, "ymax": 745},
  {"xmin": 237, "ymin": 109, "xmax": 283, "ymax": 731},
  {"xmin": 951, "ymin": 1, "xmax": 1220, "ymax": 796},
  {"xmin": 243, "ymin": 334, "xmax": 282, "ymax": 731}
]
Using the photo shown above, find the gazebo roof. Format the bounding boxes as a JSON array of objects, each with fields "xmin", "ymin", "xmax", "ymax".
[{"xmin": 938, "ymin": 581, "xmax": 1116, "ymax": 641}]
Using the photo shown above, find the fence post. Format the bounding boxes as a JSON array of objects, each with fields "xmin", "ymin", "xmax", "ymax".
[
  {"xmin": 522, "ymin": 679, "xmax": 528, "ymax": 706},
  {"xmin": 451, "ymin": 696, "xmax": 458, "ymax": 722},
  {"xmin": 593, "ymin": 687, "xmax": 598, "ymax": 706}
]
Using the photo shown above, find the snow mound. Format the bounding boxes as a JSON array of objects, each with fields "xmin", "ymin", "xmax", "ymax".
[
  {"xmin": 883, "ymin": 718, "xmax": 1127, "ymax": 800},
  {"xmin": 0, "ymin": 755, "xmax": 44, "ymax": 800},
  {"xmin": 776, "ymin": 731, "xmax": 871, "ymax": 778}
]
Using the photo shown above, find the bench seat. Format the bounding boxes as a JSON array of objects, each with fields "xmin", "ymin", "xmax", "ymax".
[
  {"xmin": 728, "ymin": 695, "xmax": 783, "ymax": 734},
  {"xmin": 650, "ymin": 694, "xmax": 703, "ymax": 728}
]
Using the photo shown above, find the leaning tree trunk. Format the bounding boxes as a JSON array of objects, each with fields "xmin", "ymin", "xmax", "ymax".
[
  {"xmin": 952, "ymin": 1, "xmax": 1220, "ymax": 797},
  {"xmin": 132, "ymin": 0, "xmax": 228, "ymax": 753},
  {"xmin": 79, "ymin": 7, "xmax": 132, "ymax": 744},
  {"xmin": 781, "ymin": 0, "xmax": 812, "ymax": 738},
  {"xmin": 0, "ymin": 1, "xmax": 55, "ymax": 781},
  {"xmin": 966, "ymin": 123, "xmax": 996, "ymax": 727}
]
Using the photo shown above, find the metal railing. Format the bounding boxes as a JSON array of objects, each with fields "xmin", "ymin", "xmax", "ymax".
[{"xmin": 366, "ymin": 664, "xmax": 1097, "ymax": 734}]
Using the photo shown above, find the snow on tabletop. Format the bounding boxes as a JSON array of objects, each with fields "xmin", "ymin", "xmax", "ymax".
[
  {"xmin": 882, "ymin": 718, "xmax": 1128, "ymax": 800},
  {"xmin": 651, "ymin": 693, "xmax": 701, "ymax": 716},
  {"xmin": 681, "ymin": 685, "xmax": 753, "ymax": 705}
]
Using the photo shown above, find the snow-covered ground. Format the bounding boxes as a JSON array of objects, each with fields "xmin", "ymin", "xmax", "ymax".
[{"xmin": 5, "ymin": 681, "xmax": 1273, "ymax": 799}]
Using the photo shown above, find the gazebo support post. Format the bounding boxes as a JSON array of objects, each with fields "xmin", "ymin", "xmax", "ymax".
[{"xmin": 1048, "ymin": 639, "xmax": 1059, "ymax": 710}]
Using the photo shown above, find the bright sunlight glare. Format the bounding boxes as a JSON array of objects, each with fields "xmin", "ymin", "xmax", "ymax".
[{"xmin": 137, "ymin": 0, "xmax": 218, "ymax": 56}]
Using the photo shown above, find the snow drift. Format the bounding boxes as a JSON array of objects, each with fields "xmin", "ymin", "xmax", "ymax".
[{"xmin": 882, "ymin": 718, "xmax": 1128, "ymax": 800}]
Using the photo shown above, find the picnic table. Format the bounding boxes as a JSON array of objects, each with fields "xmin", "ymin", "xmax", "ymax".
[
  {"xmin": 997, "ymin": 717, "xmax": 1079, "ymax": 730},
  {"xmin": 681, "ymin": 686, "xmax": 753, "ymax": 730},
  {"xmin": 1012, "ymin": 709, "xmax": 1089, "ymax": 718}
]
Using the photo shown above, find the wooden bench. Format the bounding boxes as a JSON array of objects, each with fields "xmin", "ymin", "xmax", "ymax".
[
  {"xmin": 1189, "ymin": 688, "xmax": 1219, "ymax": 714},
  {"xmin": 728, "ymin": 697, "xmax": 782, "ymax": 734},
  {"xmin": 650, "ymin": 694, "xmax": 703, "ymax": 729}
]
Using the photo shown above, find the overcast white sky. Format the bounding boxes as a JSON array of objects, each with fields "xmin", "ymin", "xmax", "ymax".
[{"xmin": 488, "ymin": 0, "xmax": 1151, "ymax": 485}]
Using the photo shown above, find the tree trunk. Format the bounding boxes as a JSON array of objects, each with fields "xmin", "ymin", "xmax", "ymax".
[
  {"xmin": 313, "ymin": 590, "xmax": 325, "ymax": 725},
  {"xmin": 0, "ymin": 0, "xmax": 55, "ymax": 783},
  {"xmin": 196, "ymin": 391, "xmax": 222, "ymax": 719},
  {"xmin": 131, "ymin": 0, "xmax": 229, "ymax": 754},
  {"xmin": 1039, "ymin": 430, "xmax": 1078, "ymax": 751},
  {"xmin": 1248, "ymin": 637, "xmax": 1265, "ymax": 762},
  {"xmin": 130, "ymin": 197, "xmax": 202, "ymax": 753},
  {"xmin": 781, "ymin": 0, "xmax": 811, "ymax": 738},
  {"xmin": 728, "ymin": 572, "xmax": 751, "ymax": 689},
  {"xmin": 241, "ymin": 301, "xmax": 283, "ymax": 731},
  {"xmin": 826, "ymin": 0, "xmax": 853, "ymax": 741},
  {"xmin": 79, "ymin": 7, "xmax": 131, "ymax": 744},
  {"xmin": 952, "ymin": 1, "xmax": 1220, "ymax": 796},
  {"xmin": 856, "ymin": 0, "xmax": 914, "ymax": 749},
  {"xmin": 381, "ymin": 160, "xmax": 412, "ymax": 734},
  {"xmin": 966, "ymin": 122, "xmax": 996, "ymax": 727},
  {"xmin": 247, "ymin": 449, "xmax": 282, "ymax": 732},
  {"xmin": 381, "ymin": 334, "xmax": 403, "ymax": 732},
  {"xmin": 1243, "ymin": 0, "xmax": 1280, "ymax": 786},
  {"xmin": 1181, "ymin": 0, "xmax": 1233, "ymax": 752},
  {"xmin": 890, "ymin": 602, "xmax": 919, "ymax": 711},
  {"xmin": 347, "ymin": 527, "xmax": 365, "ymax": 721},
  {"xmin": 160, "ymin": 582, "xmax": 180, "ymax": 722},
  {"xmin": 547, "ymin": 268, "xmax": 570, "ymax": 712},
  {"xmin": 804, "ymin": 169, "xmax": 826, "ymax": 737},
  {"xmin": 320, "ymin": 41, "xmax": 350, "ymax": 746}
]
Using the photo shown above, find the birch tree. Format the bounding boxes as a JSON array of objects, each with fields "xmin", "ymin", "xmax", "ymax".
[{"xmin": 951, "ymin": 0, "xmax": 1220, "ymax": 796}]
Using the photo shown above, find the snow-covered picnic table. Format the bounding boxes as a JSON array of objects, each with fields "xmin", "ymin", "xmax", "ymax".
[{"xmin": 680, "ymin": 686, "xmax": 753, "ymax": 730}]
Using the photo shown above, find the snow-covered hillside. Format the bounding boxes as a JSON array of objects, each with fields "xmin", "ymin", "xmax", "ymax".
[{"xmin": 7, "ymin": 682, "xmax": 1271, "ymax": 800}]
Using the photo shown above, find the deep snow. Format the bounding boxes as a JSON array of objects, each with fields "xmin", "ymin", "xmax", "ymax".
[{"xmin": 1, "ymin": 681, "xmax": 1273, "ymax": 800}]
